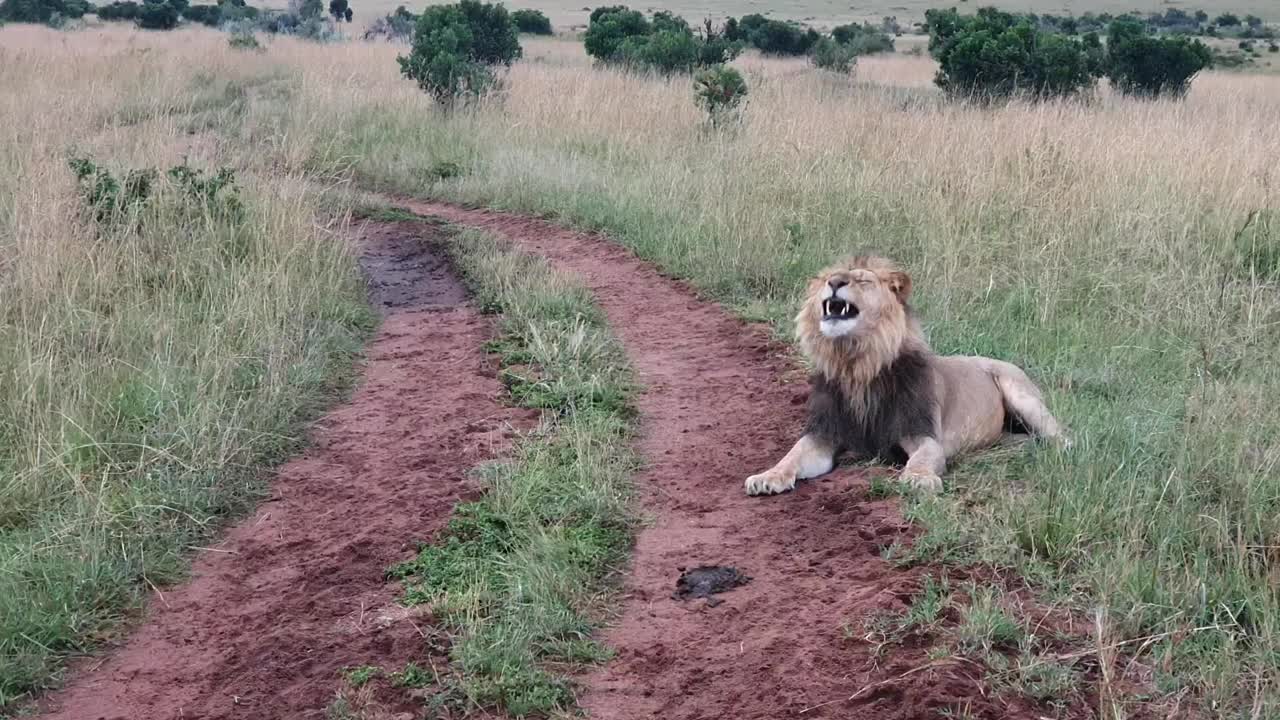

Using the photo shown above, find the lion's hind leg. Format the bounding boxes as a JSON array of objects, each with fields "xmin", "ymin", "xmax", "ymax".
[
  {"xmin": 988, "ymin": 361, "xmax": 1070, "ymax": 448},
  {"xmin": 745, "ymin": 434, "xmax": 835, "ymax": 496}
]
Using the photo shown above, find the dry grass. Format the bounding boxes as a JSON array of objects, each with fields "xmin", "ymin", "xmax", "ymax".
[
  {"xmin": 4, "ymin": 22, "xmax": 1280, "ymax": 716},
  {"xmin": 0, "ymin": 24, "xmax": 372, "ymax": 707}
]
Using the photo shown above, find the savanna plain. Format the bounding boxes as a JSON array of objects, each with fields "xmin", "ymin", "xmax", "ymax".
[{"xmin": 2, "ymin": 4, "xmax": 1280, "ymax": 719}]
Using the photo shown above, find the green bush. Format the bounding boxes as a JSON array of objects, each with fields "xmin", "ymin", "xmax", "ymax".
[
  {"xmin": 511, "ymin": 7, "xmax": 550, "ymax": 34},
  {"xmin": 693, "ymin": 64, "xmax": 747, "ymax": 125},
  {"xmin": 748, "ymin": 18, "xmax": 819, "ymax": 56},
  {"xmin": 397, "ymin": 0, "xmax": 521, "ymax": 107},
  {"xmin": 327, "ymin": 0, "xmax": 349, "ymax": 22},
  {"xmin": 583, "ymin": 6, "xmax": 649, "ymax": 60},
  {"xmin": 584, "ymin": 7, "xmax": 740, "ymax": 73},
  {"xmin": 830, "ymin": 21, "xmax": 895, "ymax": 53},
  {"xmin": 182, "ymin": 3, "xmax": 220, "ymax": 25},
  {"xmin": 0, "ymin": 0, "xmax": 89, "ymax": 22},
  {"xmin": 95, "ymin": 0, "xmax": 140, "ymax": 19},
  {"xmin": 811, "ymin": 36, "xmax": 858, "ymax": 73},
  {"xmin": 228, "ymin": 28, "xmax": 262, "ymax": 49},
  {"xmin": 137, "ymin": 0, "xmax": 179, "ymax": 29},
  {"xmin": 1105, "ymin": 18, "xmax": 1210, "ymax": 97},
  {"xmin": 925, "ymin": 7, "xmax": 1097, "ymax": 100}
]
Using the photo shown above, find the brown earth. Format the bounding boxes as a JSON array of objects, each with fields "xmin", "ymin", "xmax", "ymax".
[
  {"xmin": 393, "ymin": 199, "xmax": 1091, "ymax": 720},
  {"xmin": 32, "ymin": 219, "xmax": 537, "ymax": 720}
]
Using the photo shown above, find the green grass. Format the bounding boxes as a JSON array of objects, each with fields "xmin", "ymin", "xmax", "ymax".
[{"xmin": 386, "ymin": 227, "xmax": 636, "ymax": 716}]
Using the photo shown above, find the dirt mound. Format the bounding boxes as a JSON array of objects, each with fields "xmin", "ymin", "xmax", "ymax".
[
  {"xmin": 398, "ymin": 200, "xmax": 1081, "ymax": 720},
  {"xmin": 32, "ymin": 219, "xmax": 536, "ymax": 720}
]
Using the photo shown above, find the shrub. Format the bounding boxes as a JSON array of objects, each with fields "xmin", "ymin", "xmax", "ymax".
[
  {"xmin": 511, "ymin": 8, "xmax": 550, "ymax": 34},
  {"xmin": 583, "ymin": 6, "xmax": 649, "ymax": 60},
  {"xmin": 925, "ymin": 7, "xmax": 1097, "ymax": 100},
  {"xmin": 830, "ymin": 21, "xmax": 894, "ymax": 53},
  {"xmin": 364, "ymin": 3, "xmax": 414, "ymax": 40},
  {"xmin": 228, "ymin": 28, "xmax": 262, "ymax": 49},
  {"xmin": 811, "ymin": 36, "xmax": 857, "ymax": 73},
  {"xmin": 693, "ymin": 64, "xmax": 747, "ymax": 125},
  {"xmin": 1106, "ymin": 18, "xmax": 1210, "ymax": 97},
  {"xmin": 136, "ymin": 0, "xmax": 179, "ymax": 29},
  {"xmin": 95, "ymin": 0, "xmax": 140, "ymax": 19},
  {"xmin": 0, "ymin": 0, "xmax": 89, "ymax": 22},
  {"xmin": 327, "ymin": 0, "xmax": 349, "ymax": 22},
  {"xmin": 616, "ymin": 28, "xmax": 699, "ymax": 73},
  {"xmin": 182, "ymin": 3, "xmax": 220, "ymax": 25},
  {"xmin": 585, "ymin": 7, "xmax": 739, "ymax": 73},
  {"xmin": 397, "ymin": 0, "xmax": 521, "ymax": 107},
  {"xmin": 749, "ymin": 18, "xmax": 819, "ymax": 55},
  {"xmin": 1214, "ymin": 13, "xmax": 1240, "ymax": 27}
]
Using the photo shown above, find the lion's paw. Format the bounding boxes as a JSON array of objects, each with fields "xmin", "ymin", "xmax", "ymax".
[
  {"xmin": 901, "ymin": 470, "xmax": 943, "ymax": 494},
  {"xmin": 745, "ymin": 471, "xmax": 796, "ymax": 496}
]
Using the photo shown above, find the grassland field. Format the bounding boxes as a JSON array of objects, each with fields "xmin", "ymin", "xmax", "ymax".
[{"xmin": 2, "ymin": 7, "xmax": 1280, "ymax": 717}]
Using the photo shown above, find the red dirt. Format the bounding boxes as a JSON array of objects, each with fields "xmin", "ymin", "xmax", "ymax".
[
  {"xmin": 397, "ymin": 199, "xmax": 1087, "ymax": 720},
  {"xmin": 33, "ymin": 220, "xmax": 537, "ymax": 720}
]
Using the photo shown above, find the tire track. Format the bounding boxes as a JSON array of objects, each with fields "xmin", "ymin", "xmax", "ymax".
[{"xmin": 395, "ymin": 199, "xmax": 1061, "ymax": 720}]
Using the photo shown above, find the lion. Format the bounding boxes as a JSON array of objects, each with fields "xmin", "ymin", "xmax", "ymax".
[{"xmin": 745, "ymin": 255, "xmax": 1068, "ymax": 496}]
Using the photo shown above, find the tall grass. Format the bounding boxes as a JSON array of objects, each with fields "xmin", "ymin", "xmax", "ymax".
[{"xmin": 0, "ymin": 26, "xmax": 373, "ymax": 707}]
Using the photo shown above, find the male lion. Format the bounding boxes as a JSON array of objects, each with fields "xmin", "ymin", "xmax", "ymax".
[{"xmin": 745, "ymin": 256, "xmax": 1068, "ymax": 496}]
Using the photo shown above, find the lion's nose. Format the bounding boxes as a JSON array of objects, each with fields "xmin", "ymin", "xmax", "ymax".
[{"xmin": 828, "ymin": 278, "xmax": 848, "ymax": 290}]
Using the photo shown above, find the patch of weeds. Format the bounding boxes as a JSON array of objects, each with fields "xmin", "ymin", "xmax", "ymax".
[
  {"xmin": 390, "ymin": 230, "xmax": 636, "ymax": 716},
  {"xmin": 1010, "ymin": 650, "xmax": 1079, "ymax": 704},
  {"xmin": 955, "ymin": 584, "xmax": 1025, "ymax": 658},
  {"xmin": 866, "ymin": 474, "xmax": 906, "ymax": 499},
  {"xmin": 341, "ymin": 665, "xmax": 381, "ymax": 687},
  {"xmin": 883, "ymin": 496, "xmax": 975, "ymax": 567},
  {"xmin": 67, "ymin": 156, "xmax": 244, "ymax": 232},
  {"xmin": 390, "ymin": 662, "xmax": 431, "ymax": 689},
  {"xmin": 325, "ymin": 696, "xmax": 356, "ymax": 720},
  {"xmin": 351, "ymin": 205, "xmax": 441, "ymax": 224},
  {"xmin": 861, "ymin": 573, "xmax": 951, "ymax": 652}
]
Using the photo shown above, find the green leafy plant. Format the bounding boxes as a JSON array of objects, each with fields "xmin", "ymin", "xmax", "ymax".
[
  {"xmin": 1105, "ymin": 18, "xmax": 1210, "ymax": 97},
  {"xmin": 136, "ymin": 0, "xmax": 180, "ymax": 29},
  {"xmin": 0, "ymin": 0, "xmax": 90, "ymax": 23},
  {"xmin": 693, "ymin": 64, "xmax": 747, "ymax": 126},
  {"xmin": 584, "ymin": 7, "xmax": 741, "ymax": 74},
  {"xmin": 511, "ymin": 7, "xmax": 550, "ymax": 34},
  {"xmin": 811, "ymin": 36, "xmax": 858, "ymax": 73},
  {"xmin": 925, "ymin": 7, "xmax": 1098, "ymax": 100},
  {"xmin": 397, "ymin": 0, "xmax": 521, "ymax": 107}
]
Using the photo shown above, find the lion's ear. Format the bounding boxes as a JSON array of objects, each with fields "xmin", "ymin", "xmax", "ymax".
[{"xmin": 887, "ymin": 271, "xmax": 912, "ymax": 303}]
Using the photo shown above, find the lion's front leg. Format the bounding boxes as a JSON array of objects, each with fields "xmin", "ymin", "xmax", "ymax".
[
  {"xmin": 745, "ymin": 434, "xmax": 835, "ymax": 496},
  {"xmin": 898, "ymin": 435, "xmax": 946, "ymax": 494}
]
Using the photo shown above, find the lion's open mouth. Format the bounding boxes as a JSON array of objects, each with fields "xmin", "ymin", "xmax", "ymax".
[{"xmin": 822, "ymin": 298, "xmax": 859, "ymax": 321}]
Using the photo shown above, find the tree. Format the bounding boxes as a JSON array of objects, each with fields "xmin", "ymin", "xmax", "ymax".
[
  {"xmin": 0, "ymin": 0, "xmax": 90, "ymax": 23},
  {"xmin": 327, "ymin": 0, "xmax": 346, "ymax": 21},
  {"xmin": 1214, "ymin": 13, "xmax": 1240, "ymax": 27},
  {"xmin": 397, "ymin": 1, "xmax": 521, "ymax": 106},
  {"xmin": 136, "ymin": 0, "xmax": 179, "ymax": 29},
  {"xmin": 925, "ymin": 7, "xmax": 1098, "ymax": 100},
  {"xmin": 748, "ymin": 19, "xmax": 818, "ymax": 55},
  {"xmin": 1105, "ymin": 17, "xmax": 1210, "ymax": 97},
  {"xmin": 583, "ymin": 6, "xmax": 649, "ymax": 60},
  {"xmin": 511, "ymin": 8, "xmax": 551, "ymax": 34}
]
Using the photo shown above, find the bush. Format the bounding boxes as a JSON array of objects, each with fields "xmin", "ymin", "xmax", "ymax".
[
  {"xmin": 1214, "ymin": 13, "xmax": 1240, "ymax": 27},
  {"xmin": 583, "ymin": 6, "xmax": 649, "ymax": 60},
  {"xmin": 616, "ymin": 28, "xmax": 699, "ymax": 73},
  {"xmin": 584, "ymin": 7, "xmax": 739, "ymax": 73},
  {"xmin": 364, "ymin": 3, "xmax": 414, "ymax": 40},
  {"xmin": 1106, "ymin": 18, "xmax": 1210, "ymax": 97},
  {"xmin": 182, "ymin": 3, "xmax": 220, "ymax": 25},
  {"xmin": 228, "ymin": 28, "xmax": 261, "ymax": 49},
  {"xmin": 95, "ymin": 0, "xmax": 140, "ymax": 19},
  {"xmin": 811, "ymin": 37, "xmax": 857, "ymax": 73},
  {"xmin": 749, "ymin": 18, "xmax": 818, "ymax": 55},
  {"xmin": 136, "ymin": 0, "xmax": 179, "ymax": 29},
  {"xmin": 693, "ymin": 64, "xmax": 747, "ymax": 125},
  {"xmin": 327, "ymin": 0, "xmax": 349, "ymax": 22},
  {"xmin": 397, "ymin": 0, "xmax": 521, "ymax": 106},
  {"xmin": 511, "ymin": 8, "xmax": 550, "ymax": 34},
  {"xmin": 0, "ymin": 0, "xmax": 89, "ymax": 22},
  {"xmin": 925, "ymin": 7, "xmax": 1097, "ymax": 100},
  {"xmin": 830, "ymin": 21, "xmax": 894, "ymax": 53}
]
